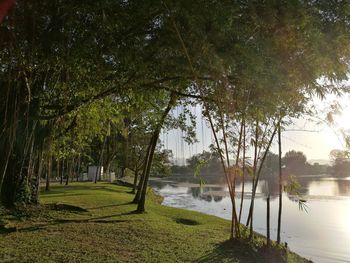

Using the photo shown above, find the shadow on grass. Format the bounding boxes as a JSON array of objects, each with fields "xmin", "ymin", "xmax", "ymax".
[
  {"xmin": 15, "ymin": 213, "xmax": 137, "ymax": 234},
  {"xmin": 50, "ymin": 203, "xmax": 89, "ymax": 212},
  {"xmin": 0, "ymin": 224, "xmax": 17, "ymax": 234},
  {"xmin": 0, "ymin": 201, "xmax": 138, "ymax": 236},
  {"xmin": 196, "ymin": 239, "xmax": 289, "ymax": 263},
  {"xmin": 55, "ymin": 218, "xmax": 128, "ymax": 224},
  {"xmin": 87, "ymin": 202, "xmax": 133, "ymax": 210},
  {"xmin": 42, "ymin": 183, "xmax": 128, "ymax": 195},
  {"xmin": 175, "ymin": 218, "xmax": 200, "ymax": 226},
  {"xmin": 43, "ymin": 193, "xmax": 88, "ymax": 198},
  {"xmin": 195, "ymin": 239, "xmax": 259, "ymax": 263}
]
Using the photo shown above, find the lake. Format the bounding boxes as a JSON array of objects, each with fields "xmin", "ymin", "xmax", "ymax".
[{"xmin": 150, "ymin": 175, "xmax": 350, "ymax": 263}]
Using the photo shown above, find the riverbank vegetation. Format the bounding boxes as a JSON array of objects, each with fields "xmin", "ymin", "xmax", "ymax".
[
  {"xmin": 0, "ymin": 183, "xmax": 309, "ymax": 263},
  {"xmin": 171, "ymin": 149, "xmax": 334, "ymax": 180}
]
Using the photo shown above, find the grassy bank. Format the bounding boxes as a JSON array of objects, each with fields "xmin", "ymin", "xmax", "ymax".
[{"xmin": 0, "ymin": 182, "xmax": 309, "ymax": 262}]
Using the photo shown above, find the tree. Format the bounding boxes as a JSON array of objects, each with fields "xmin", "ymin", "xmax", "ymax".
[
  {"xmin": 0, "ymin": 0, "xmax": 185, "ymax": 206},
  {"xmin": 150, "ymin": 149, "xmax": 173, "ymax": 177},
  {"xmin": 186, "ymin": 150, "xmax": 223, "ymax": 178},
  {"xmin": 330, "ymin": 149, "xmax": 350, "ymax": 177},
  {"xmin": 260, "ymin": 152, "xmax": 279, "ymax": 180},
  {"xmin": 283, "ymin": 150, "xmax": 307, "ymax": 175}
]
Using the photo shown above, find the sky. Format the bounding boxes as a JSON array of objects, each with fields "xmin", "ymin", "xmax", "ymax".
[{"xmin": 160, "ymin": 94, "xmax": 350, "ymax": 165}]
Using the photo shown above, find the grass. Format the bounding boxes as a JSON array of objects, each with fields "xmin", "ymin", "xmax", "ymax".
[{"xmin": 0, "ymin": 182, "xmax": 310, "ymax": 263}]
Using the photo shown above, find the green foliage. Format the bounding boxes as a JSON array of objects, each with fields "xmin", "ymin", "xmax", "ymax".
[
  {"xmin": 194, "ymin": 159, "xmax": 209, "ymax": 178},
  {"xmin": 150, "ymin": 149, "xmax": 173, "ymax": 177},
  {"xmin": 285, "ymin": 176, "xmax": 309, "ymax": 213},
  {"xmin": 187, "ymin": 150, "xmax": 223, "ymax": 178}
]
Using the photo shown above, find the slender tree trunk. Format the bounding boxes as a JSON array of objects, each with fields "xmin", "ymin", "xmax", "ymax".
[
  {"xmin": 246, "ymin": 122, "xmax": 259, "ymax": 230},
  {"xmin": 76, "ymin": 155, "xmax": 81, "ymax": 182},
  {"xmin": 65, "ymin": 159, "xmax": 70, "ymax": 185},
  {"xmin": 277, "ymin": 122, "xmax": 283, "ymax": 244},
  {"xmin": 136, "ymin": 94, "xmax": 176, "ymax": 212},
  {"xmin": 0, "ymin": 84, "xmax": 19, "ymax": 201},
  {"xmin": 69, "ymin": 157, "xmax": 75, "ymax": 184},
  {"xmin": 60, "ymin": 159, "xmax": 64, "ymax": 185},
  {"xmin": 206, "ymin": 111, "xmax": 237, "ymax": 237},
  {"xmin": 238, "ymin": 120, "xmax": 246, "ymax": 223},
  {"xmin": 45, "ymin": 155, "xmax": 51, "ymax": 191},
  {"xmin": 56, "ymin": 159, "xmax": 60, "ymax": 183},
  {"xmin": 132, "ymin": 170, "xmax": 144, "ymax": 203},
  {"xmin": 132, "ymin": 168, "xmax": 139, "ymax": 194},
  {"xmin": 33, "ymin": 150, "xmax": 44, "ymax": 204},
  {"xmin": 247, "ymin": 121, "xmax": 279, "ymax": 239},
  {"xmin": 231, "ymin": 119, "xmax": 244, "ymax": 238},
  {"xmin": 120, "ymin": 167, "xmax": 125, "ymax": 178},
  {"xmin": 0, "ymin": 87, "xmax": 16, "ymax": 192},
  {"xmin": 26, "ymin": 133, "xmax": 36, "ymax": 183},
  {"xmin": 105, "ymin": 133, "xmax": 109, "ymax": 180},
  {"xmin": 267, "ymin": 195, "xmax": 271, "ymax": 247},
  {"xmin": 219, "ymin": 112, "xmax": 238, "ymax": 238},
  {"xmin": 133, "ymin": 144, "xmax": 151, "ymax": 204}
]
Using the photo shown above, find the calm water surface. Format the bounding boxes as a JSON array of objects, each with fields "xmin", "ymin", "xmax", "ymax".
[{"xmin": 150, "ymin": 176, "xmax": 350, "ymax": 263}]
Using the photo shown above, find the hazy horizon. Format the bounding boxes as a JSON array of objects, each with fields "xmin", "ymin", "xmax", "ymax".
[{"xmin": 161, "ymin": 94, "xmax": 350, "ymax": 162}]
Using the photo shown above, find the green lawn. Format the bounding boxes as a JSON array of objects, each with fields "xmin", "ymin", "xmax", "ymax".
[{"xmin": 0, "ymin": 182, "xmax": 309, "ymax": 262}]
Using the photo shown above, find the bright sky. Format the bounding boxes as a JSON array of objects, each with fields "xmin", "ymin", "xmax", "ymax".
[{"xmin": 161, "ymin": 94, "xmax": 350, "ymax": 164}]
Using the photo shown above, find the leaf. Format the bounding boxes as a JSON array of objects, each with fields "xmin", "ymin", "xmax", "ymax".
[{"xmin": 298, "ymin": 199, "xmax": 308, "ymax": 213}]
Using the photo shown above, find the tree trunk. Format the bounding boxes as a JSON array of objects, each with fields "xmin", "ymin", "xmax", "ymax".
[
  {"xmin": 65, "ymin": 159, "xmax": 70, "ymax": 185},
  {"xmin": 120, "ymin": 167, "xmax": 125, "ymax": 178},
  {"xmin": 136, "ymin": 132, "xmax": 159, "ymax": 212},
  {"xmin": 0, "ymin": 156, "xmax": 19, "ymax": 207},
  {"xmin": 33, "ymin": 151, "xmax": 44, "ymax": 204},
  {"xmin": 277, "ymin": 122, "xmax": 283, "ymax": 244},
  {"xmin": 230, "ymin": 118, "xmax": 244, "ymax": 238},
  {"xmin": 247, "ymin": 121, "xmax": 279, "ymax": 239},
  {"xmin": 132, "ymin": 168, "xmax": 139, "ymax": 194},
  {"xmin": 136, "ymin": 94, "xmax": 176, "ymax": 212},
  {"xmin": 132, "ymin": 143, "xmax": 152, "ymax": 204},
  {"xmin": 267, "ymin": 195, "xmax": 271, "ymax": 247},
  {"xmin": 246, "ymin": 122, "xmax": 259, "ymax": 228},
  {"xmin": 0, "ymin": 84, "xmax": 19, "ymax": 199},
  {"xmin": 76, "ymin": 155, "xmax": 81, "ymax": 182},
  {"xmin": 60, "ymin": 159, "xmax": 64, "ymax": 185},
  {"xmin": 219, "ymin": 112, "xmax": 237, "ymax": 239},
  {"xmin": 238, "ymin": 120, "xmax": 246, "ymax": 223},
  {"xmin": 45, "ymin": 155, "xmax": 51, "ymax": 191}
]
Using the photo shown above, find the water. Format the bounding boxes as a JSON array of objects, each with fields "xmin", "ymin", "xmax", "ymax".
[{"xmin": 150, "ymin": 176, "xmax": 350, "ymax": 263}]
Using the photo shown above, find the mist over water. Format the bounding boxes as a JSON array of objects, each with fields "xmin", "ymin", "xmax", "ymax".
[{"xmin": 150, "ymin": 176, "xmax": 350, "ymax": 263}]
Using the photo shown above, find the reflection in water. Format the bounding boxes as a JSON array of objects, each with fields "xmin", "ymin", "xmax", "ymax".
[
  {"xmin": 308, "ymin": 180, "xmax": 340, "ymax": 196},
  {"xmin": 150, "ymin": 176, "xmax": 350, "ymax": 263},
  {"xmin": 338, "ymin": 179, "xmax": 350, "ymax": 196},
  {"xmin": 188, "ymin": 186, "xmax": 225, "ymax": 202},
  {"xmin": 306, "ymin": 177, "xmax": 350, "ymax": 197}
]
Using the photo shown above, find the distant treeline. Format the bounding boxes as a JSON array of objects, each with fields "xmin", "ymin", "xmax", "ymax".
[{"xmin": 170, "ymin": 150, "xmax": 350, "ymax": 180}]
